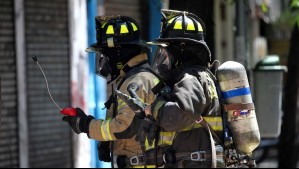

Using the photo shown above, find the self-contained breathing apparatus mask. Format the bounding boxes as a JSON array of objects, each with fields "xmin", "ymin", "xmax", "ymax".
[
  {"xmin": 152, "ymin": 44, "xmax": 210, "ymax": 81},
  {"xmin": 151, "ymin": 47, "xmax": 174, "ymax": 80},
  {"xmin": 95, "ymin": 45, "xmax": 144, "ymax": 81},
  {"xmin": 96, "ymin": 52, "xmax": 112, "ymax": 79}
]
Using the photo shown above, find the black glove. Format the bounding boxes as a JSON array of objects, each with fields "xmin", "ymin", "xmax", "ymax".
[
  {"xmin": 97, "ymin": 141, "xmax": 111, "ymax": 162},
  {"xmin": 62, "ymin": 108, "xmax": 94, "ymax": 134},
  {"xmin": 136, "ymin": 115, "xmax": 157, "ymax": 146}
]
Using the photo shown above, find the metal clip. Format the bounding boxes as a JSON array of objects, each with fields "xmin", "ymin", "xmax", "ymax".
[
  {"xmin": 191, "ymin": 151, "xmax": 206, "ymax": 162},
  {"xmin": 130, "ymin": 156, "xmax": 142, "ymax": 166}
]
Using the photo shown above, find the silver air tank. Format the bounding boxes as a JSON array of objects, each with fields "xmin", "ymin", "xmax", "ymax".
[{"xmin": 217, "ymin": 61, "xmax": 260, "ymax": 155}]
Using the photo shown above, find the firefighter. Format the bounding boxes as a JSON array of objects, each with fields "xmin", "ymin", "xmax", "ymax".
[
  {"xmin": 146, "ymin": 10, "xmax": 226, "ymax": 168},
  {"xmin": 62, "ymin": 16, "xmax": 160, "ymax": 168},
  {"xmin": 118, "ymin": 10, "xmax": 226, "ymax": 168}
]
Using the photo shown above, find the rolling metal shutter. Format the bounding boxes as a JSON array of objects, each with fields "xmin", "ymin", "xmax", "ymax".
[
  {"xmin": 105, "ymin": 0, "xmax": 145, "ymax": 36},
  {"xmin": 105, "ymin": 0, "xmax": 141, "ymax": 23},
  {"xmin": 25, "ymin": 0, "xmax": 72, "ymax": 167},
  {"xmin": 0, "ymin": 0, "xmax": 19, "ymax": 167}
]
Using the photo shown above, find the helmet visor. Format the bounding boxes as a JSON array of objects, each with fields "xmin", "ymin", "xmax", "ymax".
[
  {"xmin": 96, "ymin": 52, "xmax": 112, "ymax": 79},
  {"xmin": 152, "ymin": 47, "xmax": 173, "ymax": 79}
]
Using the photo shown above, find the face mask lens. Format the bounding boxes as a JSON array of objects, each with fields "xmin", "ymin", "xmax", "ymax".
[
  {"xmin": 96, "ymin": 52, "xmax": 111, "ymax": 79},
  {"xmin": 152, "ymin": 47, "xmax": 173, "ymax": 78}
]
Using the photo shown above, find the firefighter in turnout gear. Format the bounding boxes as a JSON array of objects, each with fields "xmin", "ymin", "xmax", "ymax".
[
  {"xmin": 62, "ymin": 16, "xmax": 160, "ymax": 168},
  {"xmin": 117, "ymin": 10, "xmax": 226, "ymax": 168}
]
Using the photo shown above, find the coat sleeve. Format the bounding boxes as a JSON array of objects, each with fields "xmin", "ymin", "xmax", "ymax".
[
  {"xmin": 89, "ymin": 72, "xmax": 158, "ymax": 141},
  {"xmin": 152, "ymin": 72, "xmax": 207, "ymax": 132}
]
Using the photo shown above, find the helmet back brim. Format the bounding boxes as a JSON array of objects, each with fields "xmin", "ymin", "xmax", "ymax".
[
  {"xmin": 148, "ymin": 38, "xmax": 212, "ymax": 62},
  {"xmin": 86, "ymin": 40, "xmax": 148, "ymax": 53}
]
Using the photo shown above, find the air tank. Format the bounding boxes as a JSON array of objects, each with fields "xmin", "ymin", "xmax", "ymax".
[{"xmin": 217, "ymin": 61, "xmax": 260, "ymax": 155}]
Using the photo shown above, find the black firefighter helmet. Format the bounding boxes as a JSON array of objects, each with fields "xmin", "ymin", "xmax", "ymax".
[
  {"xmin": 150, "ymin": 9, "xmax": 211, "ymax": 81},
  {"xmin": 86, "ymin": 16, "xmax": 149, "ymax": 81}
]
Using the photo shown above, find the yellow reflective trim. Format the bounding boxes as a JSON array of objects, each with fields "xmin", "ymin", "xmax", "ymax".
[
  {"xmin": 106, "ymin": 120, "xmax": 113, "ymax": 140},
  {"xmin": 197, "ymin": 22, "xmax": 203, "ymax": 32},
  {"xmin": 101, "ymin": 121, "xmax": 108, "ymax": 141},
  {"xmin": 145, "ymin": 138, "xmax": 155, "ymax": 151},
  {"xmin": 117, "ymin": 99, "xmax": 127, "ymax": 110},
  {"xmin": 153, "ymin": 78, "xmax": 160, "ymax": 85},
  {"xmin": 211, "ymin": 125, "xmax": 223, "ymax": 131},
  {"xmin": 206, "ymin": 74, "xmax": 218, "ymax": 99},
  {"xmin": 131, "ymin": 23, "xmax": 138, "ymax": 31},
  {"xmin": 133, "ymin": 165, "xmax": 156, "ymax": 168},
  {"xmin": 181, "ymin": 123, "xmax": 202, "ymax": 132},
  {"xmin": 204, "ymin": 117, "xmax": 223, "ymax": 123},
  {"xmin": 158, "ymin": 132, "xmax": 176, "ymax": 146},
  {"xmin": 153, "ymin": 101, "xmax": 166, "ymax": 119},
  {"xmin": 120, "ymin": 24, "xmax": 129, "ymax": 34},
  {"xmin": 168, "ymin": 18, "xmax": 175, "ymax": 24},
  {"xmin": 106, "ymin": 25, "xmax": 114, "ymax": 34},
  {"xmin": 179, "ymin": 117, "xmax": 223, "ymax": 132},
  {"xmin": 173, "ymin": 21, "xmax": 183, "ymax": 30},
  {"xmin": 101, "ymin": 22, "xmax": 107, "ymax": 28},
  {"xmin": 117, "ymin": 98, "xmax": 145, "ymax": 110},
  {"xmin": 204, "ymin": 117, "xmax": 223, "ymax": 131}
]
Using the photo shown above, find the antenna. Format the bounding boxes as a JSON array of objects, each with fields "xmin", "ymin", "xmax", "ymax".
[{"xmin": 32, "ymin": 56, "xmax": 62, "ymax": 110}]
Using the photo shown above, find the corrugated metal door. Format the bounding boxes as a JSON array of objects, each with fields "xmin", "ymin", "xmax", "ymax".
[
  {"xmin": 0, "ymin": 0, "xmax": 19, "ymax": 167},
  {"xmin": 105, "ymin": 0, "xmax": 145, "ymax": 37},
  {"xmin": 105, "ymin": 0, "xmax": 141, "ymax": 22},
  {"xmin": 25, "ymin": 0, "xmax": 72, "ymax": 167}
]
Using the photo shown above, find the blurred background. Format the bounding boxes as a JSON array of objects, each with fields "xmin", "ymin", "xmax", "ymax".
[{"xmin": 0, "ymin": 0, "xmax": 298, "ymax": 168}]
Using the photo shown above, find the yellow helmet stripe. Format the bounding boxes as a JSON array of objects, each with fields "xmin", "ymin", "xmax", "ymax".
[
  {"xmin": 168, "ymin": 18, "xmax": 175, "ymax": 24},
  {"xmin": 131, "ymin": 23, "xmax": 138, "ymax": 31},
  {"xmin": 120, "ymin": 24, "xmax": 129, "ymax": 34},
  {"xmin": 173, "ymin": 20, "xmax": 183, "ymax": 30},
  {"xmin": 106, "ymin": 25, "xmax": 115, "ymax": 34},
  {"xmin": 101, "ymin": 22, "xmax": 107, "ymax": 28},
  {"xmin": 186, "ymin": 18, "xmax": 196, "ymax": 31},
  {"xmin": 197, "ymin": 22, "xmax": 203, "ymax": 32}
]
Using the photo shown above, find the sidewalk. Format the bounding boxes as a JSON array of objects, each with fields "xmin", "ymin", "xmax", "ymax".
[{"xmin": 256, "ymin": 148, "xmax": 299, "ymax": 168}]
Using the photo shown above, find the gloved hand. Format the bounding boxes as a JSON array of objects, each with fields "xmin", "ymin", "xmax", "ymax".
[
  {"xmin": 97, "ymin": 141, "xmax": 111, "ymax": 162},
  {"xmin": 136, "ymin": 115, "xmax": 157, "ymax": 146},
  {"xmin": 115, "ymin": 89, "xmax": 146, "ymax": 118},
  {"xmin": 62, "ymin": 108, "xmax": 94, "ymax": 134}
]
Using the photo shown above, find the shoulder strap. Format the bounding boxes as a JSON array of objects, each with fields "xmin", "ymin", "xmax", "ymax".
[
  {"xmin": 104, "ymin": 64, "xmax": 154, "ymax": 110},
  {"xmin": 117, "ymin": 63, "xmax": 153, "ymax": 90},
  {"xmin": 198, "ymin": 117, "xmax": 221, "ymax": 168}
]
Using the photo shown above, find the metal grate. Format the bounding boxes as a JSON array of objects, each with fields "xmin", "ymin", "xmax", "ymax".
[
  {"xmin": 0, "ymin": 0, "xmax": 19, "ymax": 167},
  {"xmin": 25, "ymin": 0, "xmax": 72, "ymax": 167}
]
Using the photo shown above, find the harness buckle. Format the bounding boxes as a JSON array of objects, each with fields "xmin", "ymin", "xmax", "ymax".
[
  {"xmin": 191, "ymin": 151, "xmax": 206, "ymax": 162},
  {"xmin": 130, "ymin": 155, "xmax": 143, "ymax": 166}
]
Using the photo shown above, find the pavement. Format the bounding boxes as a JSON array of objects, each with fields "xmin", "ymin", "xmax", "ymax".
[{"xmin": 255, "ymin": 147, "xmax": 299, "ymax": 168}]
